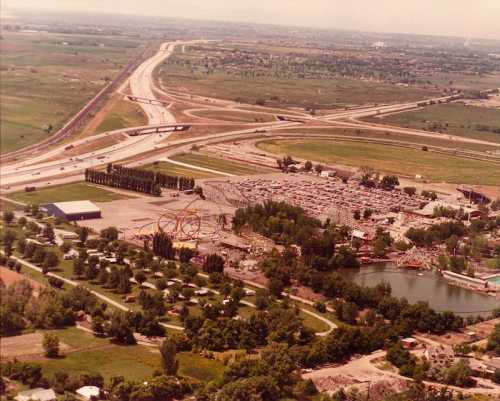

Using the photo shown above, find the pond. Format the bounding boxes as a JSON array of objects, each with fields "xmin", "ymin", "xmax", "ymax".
[{"xmin": 344, "ymin": 264, "xmax": 499, "ymax": 316}]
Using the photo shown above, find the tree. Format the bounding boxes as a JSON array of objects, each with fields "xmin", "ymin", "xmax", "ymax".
[
  {"xmin": 43, "ymin": 251, "xmax": 59, "ymax": 270},
  {"xmin": 134, "ymin": 271, "xmax": 146, "ymax": 286},
  {"xmin": 487, "ymin": 323, "xmax": 500, "ymax": 355},
  {"xmin": 101, "ymin": 227, "xmax": 119, "ymax": 242},
  {"xmin": 43, "ymin": 333, "xmax": 60, "ymax": 358},
  {"xmin": 107, "ymin": 312, "xmax": 135, "ymax": 344},
  {"xmin": 159, "ymin": 339, "xmax": 179, "ymax": 376},
  {"xmin": 203, "ymin": 254, "xmax": 224, "ymax": 274},
  {"xmin": 373, "ymin": 237, "xmax": 388, "ymax": 258},
  {"xmin": 77, "ymin": 227, "xmax": 89, "ymax": 245},
  {"xmin": 179, "ymin": 247, "xmax": 196, "ymax": 263},
  {"xmin": 380, "ymin": 175, "xmax": 400, "ymax": 190},
  {"xmin": 353, "ymin": 210, "xmax": 361, "ymax": 220},
  {"xmin": 403, "ymin": 187, "xmax": 417, "ymax": 196},
  {"xmin": 304, "ymin": 161, "xmax": 313, "ymax": 171},
  {"xmin": 444, "ymin": 359, "xmax": 473, "ymax": 387},
  {"xmin": 43, "ymin": 224, "xmax": 55, "ymax": 243},
  {"xmin": 314, "ymin": 164, "xmax": 324, "ymax": 175},
  {"xmin": 2, "ymin": 211, "xmax": 14, "ymax": 225},
  {"xmin": 268, "ymin": 277, "xmax": 284, "ymax": 297},
  {"xmin": 152, "ymin": 230, "xmax": 174, "ymax": 259}
]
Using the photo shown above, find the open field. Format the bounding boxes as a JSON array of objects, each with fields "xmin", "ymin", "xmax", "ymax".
[
  {"xmin": 6, "ymin": 182, "xmax": 132, "ymax": 204},
  {"xmin": 160, "ymin": 67, "xmax": 436, "ymax": 110},
  {"xmin": 157, "ymin": 43, "xmax": 438, "ymax": 110},
  {"xmin": 171, "ymin": 152, "xmax": 273, "ymax": 175},
  {"xmin": 141, "ymin": 161, "xmax": 222, "ymax": 179},
  {"xmin": 0, "ymin": 266, "xmax": 43, "ymax": 294},
  {"xmin": 257, "ymin": 139, "xmax": 500, "ymax": 185},
  {"xmin": 93, "ymin": 98, "xmax": 147, "ymax": 134},
  {"xmin": 420, "ymin": 73, "xmax": 500, "ymax": 91},
  {"xmin": 367, "ymin": 103, "xmax": 500, "ymax": 144},
  {"xmin": 188, "ymin": 109, "xmax": 276, "ymax": 123},
  {"xmin": 0, "ymin": 32, "xmax": 143, "ymax": 153},
  {"xmin": 276, "ymin": 126, "xmax": 500, "ymax": 152},
  {"xmin": 25, "ymin": 327, "xmax": 224, "ymax": 382}
]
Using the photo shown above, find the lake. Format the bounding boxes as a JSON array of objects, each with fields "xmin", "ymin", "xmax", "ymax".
[{"xmin": 344, "ymin": 264, "xmax": 499, "ymax": 316}]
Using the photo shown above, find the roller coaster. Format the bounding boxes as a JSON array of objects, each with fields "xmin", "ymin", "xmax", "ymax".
[{"xmin": 134, "ymin": 197, "xmax": 228, "ymax": 242}]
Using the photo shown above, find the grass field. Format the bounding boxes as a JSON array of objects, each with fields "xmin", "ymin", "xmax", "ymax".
[
  {"xmin": 160, "ymin": 66, "xmax": 436, "ymax": 110},
  {"xmin": 171, "ymin": 152, "xmax": 273, "ymax": 175},
  {"xmin": 141, "ymin": 161, "xmax": 222, "ymax": 179},
  {"xmin": 257, "ymin": 139, "xmax": 500, "ymax": 185},
  {"xmin": 277, "ymin": 126, "xmax": 499, "ymax": 152},
  {"xmin": 92, "ymin": 98, "xmax": 147, "ymax": 134},
  {"xmin": 189, "ymin": 109, "xmax": 276, "ymax": 123},
  {"xmin": 157, "ymin": 44, "xmax": 437, "ymax": 109},
  {"xmin": 6, "ymin": 182, "xmax": 131, "ymax": 204},
  {"xmin": 35, "ymin": 328, "xmax": 224, "ymax": 382},
  {"xmin": 0, "ymin": 32, "xmax": 143, "ymax": 153},
  {"xmin": 369, "ymin": 103, "xmax": 500, "ymax": 144}
]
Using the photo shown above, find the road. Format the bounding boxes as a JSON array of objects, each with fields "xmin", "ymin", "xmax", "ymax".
[
  {"xmin": 128, "ymin": 42, "xmax": 176, "ymax": 125},
  {"xmin": 2, "ymin": 40, "xmax": 499, "ymax": 192}
]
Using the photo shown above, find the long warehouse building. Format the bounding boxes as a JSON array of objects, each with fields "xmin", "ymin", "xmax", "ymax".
[{"xmin": 42, "ymin": 200, "xmax": 101, "ymax": 221}]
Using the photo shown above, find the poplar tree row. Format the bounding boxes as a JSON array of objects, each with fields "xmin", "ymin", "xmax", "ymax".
[
  {"xmin": 85, "ymin": 169, "xmax": 162, "ymax": 196},
  {"xmin": 104, "ymin": 164, "xmax": 195, "ymax": 191}
]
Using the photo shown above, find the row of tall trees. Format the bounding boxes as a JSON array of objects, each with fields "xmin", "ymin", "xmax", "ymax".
[
  {"xmin": 107, "ymin": 163, "xmax": 195, "ymax": 191},
  {"xmin": 85, "ymin": 168, "xmax": 162, "ymax": 196}
]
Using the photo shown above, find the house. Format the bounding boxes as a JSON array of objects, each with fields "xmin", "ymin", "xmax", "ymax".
[
  {"xmin": 352, "ymin": 229, "xmax": 370, "ymax": 241},
  {"xmin": 16, "ymin": 388, "xmax": 56, "ymax": 401},
  {"xmin": 76, "ymin": 386, "xmax": 100, "ymax": 400}
]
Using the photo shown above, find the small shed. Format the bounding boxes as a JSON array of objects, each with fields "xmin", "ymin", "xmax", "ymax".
[
  {"xmin": 16, "ymin": 388, "xmax": 56, "ymax": 401},
  {"xmin": 76, "ymin": 386, "xmax": 100, "ymax": 400}
]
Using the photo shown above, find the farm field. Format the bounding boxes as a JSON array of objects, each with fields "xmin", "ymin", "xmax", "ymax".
[
  {"xmin": 189, "ymin": 109, "xmax": 276, "ymax": 123},
  {"xmin": 6, "ymin": 182, "xmax": 132, "ymax": 204},
  {"xmin": 0, "ymin": 32, "xmax": 143, "ymax": 153},
  {"xmin": 171, "ymin": 152, "xmax": 273, "ymax": 175},
  {"xmin": 257, "ymin": 139, "xmax": 500, "ymax": 185},
  {"xmin": 141, "ymin": 161, "xmax": 222, "ymax": 179},
  {"xmin": 368, "ymin": 103, "xmax": 500, "ymax": 144}
]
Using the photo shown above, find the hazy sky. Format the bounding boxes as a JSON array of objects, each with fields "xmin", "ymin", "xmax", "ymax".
[{"xmin": 6, "ymin": 0, "xmax": 500, "ymax": 40}]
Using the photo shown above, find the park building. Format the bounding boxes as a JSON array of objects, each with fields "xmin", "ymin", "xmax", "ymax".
[{"xmin": 42, "ymin": 200, "xmax": 101, "ymax": 221}]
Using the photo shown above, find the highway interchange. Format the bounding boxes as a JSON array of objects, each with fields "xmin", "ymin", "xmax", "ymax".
[{"xmin": 1, "ymin": 40, "xmax": 499, "ymax": 193}]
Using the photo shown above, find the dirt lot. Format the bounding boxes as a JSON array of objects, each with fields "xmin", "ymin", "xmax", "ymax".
[
  {"xmin": 0, "ymin": 266, "xmax": 43, "ymax": 295},
  {"xmin": 0, "ymin": 332, "xmax": 70, "ymax": 360},
  {"xmin": 423, "ymin": 318, "xmax": 500, "ymax": 346}
]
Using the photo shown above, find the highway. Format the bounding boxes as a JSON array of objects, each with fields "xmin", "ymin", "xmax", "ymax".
[
  {"xmin": 1, "ymin": 40, "xmax": 499, "ymax": 192},
  {"xmin": 128, "ymin": 42, "xmax": 176, "ymax": 124}
]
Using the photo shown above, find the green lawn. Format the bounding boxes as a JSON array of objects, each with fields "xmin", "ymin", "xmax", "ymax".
[
  {"xmin": 0, "ymin": 32, "xmax": 143, "ymax": 153},
  {"xmin": 36, "ymin": 335, "xmax": 224, "ymax": 382},
  {"xmin": 6, "ymin": 183, "xmax": 131, "ymax": 205},
  {"xmin": 141, "ymin": 161, "xmax": 221, "ymax": 179},
  {"xmin": 257, "ymin": 139, "xmax": 500, "ymax": 185},
  {"xmin": 369, "ymin": 103, "xmax": 500, "ymax": 144},
  {"xmin": 171, "ymin": 152, "xmax": 272, "ymax": 175}
]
